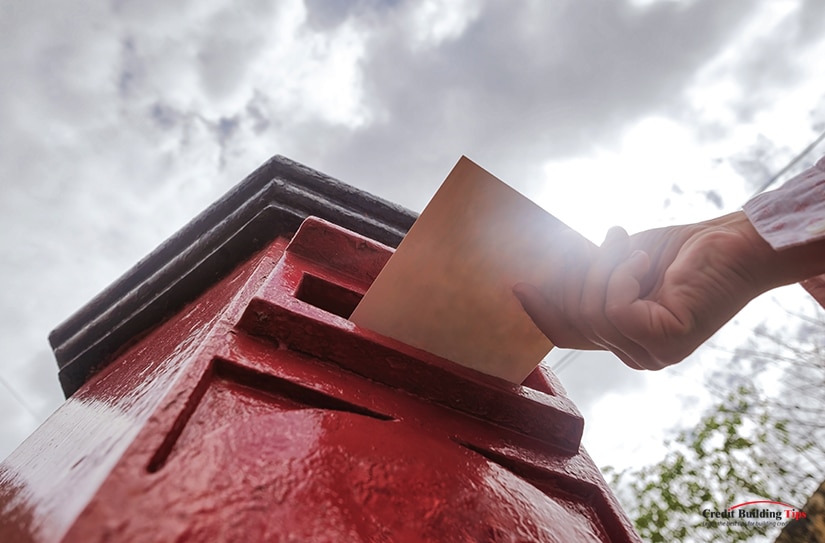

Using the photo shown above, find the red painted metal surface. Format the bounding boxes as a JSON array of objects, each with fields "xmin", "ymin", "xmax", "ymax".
[{"xmin": 0, "ymin": 217, "xmax": 640, "ymax": 542}]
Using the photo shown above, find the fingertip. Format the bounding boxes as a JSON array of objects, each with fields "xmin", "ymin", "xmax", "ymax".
[
  {"xmin": 512, "ymin": 282, "xmax": 536, "ymax": 301},
  {"xmin": 602, "ymin": 226, "xmax": 629, "ymax": 248},
  {"xmin": 512, "ymin": 282, "xmax": 547, "ymax": 316},
  {"xmin": 511, "ymin": 282, "xmax": 563, "ymax": 339}
]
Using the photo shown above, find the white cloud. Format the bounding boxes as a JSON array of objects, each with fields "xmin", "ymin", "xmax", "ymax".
[{"xmin": 406, "ymin": 0, "xmax": 483, "ymax": 50}]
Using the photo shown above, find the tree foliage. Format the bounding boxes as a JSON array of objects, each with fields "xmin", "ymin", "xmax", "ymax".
[{"xmin": 606, "ymin": 300, "xmax": 825, "ymax": 543}]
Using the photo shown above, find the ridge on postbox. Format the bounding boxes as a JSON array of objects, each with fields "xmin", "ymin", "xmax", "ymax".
[{"xmin": 349, "ymin": 156, "xmax": 593, "ymax": 383}]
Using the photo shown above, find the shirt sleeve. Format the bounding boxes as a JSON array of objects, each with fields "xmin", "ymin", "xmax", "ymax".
[
  {"xmin": 743, "ymin": 156, "xmax": 825, "ymax": 250},
  {"xmin": 743, "ymin": 155, "xmax": 825, "ymax": 307}
]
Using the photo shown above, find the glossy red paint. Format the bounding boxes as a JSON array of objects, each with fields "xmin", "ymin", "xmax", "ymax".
[{"xmin": 0, "ymin": 217, "xmax": 640, "ymax": 542}]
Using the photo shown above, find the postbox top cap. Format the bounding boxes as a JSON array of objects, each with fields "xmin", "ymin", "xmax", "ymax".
[{"xmin": 49, "ymin": 155, "xmax": 417, "ymax": 397}]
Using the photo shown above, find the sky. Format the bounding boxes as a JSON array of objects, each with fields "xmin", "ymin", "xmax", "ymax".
[{"xmin": 2, "ymin": 0, "xmax": 825, "ymax": 478}]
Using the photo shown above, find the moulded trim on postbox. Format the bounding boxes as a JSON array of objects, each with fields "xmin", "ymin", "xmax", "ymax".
[{"xmin": 49, "ymin": 156, "xmax": 417, "ymax": 397}]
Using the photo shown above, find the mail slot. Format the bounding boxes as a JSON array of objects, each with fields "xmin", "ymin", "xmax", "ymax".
[
  {"xmin": 240, "ymin": 217, "xmax": 587, "ymax": 452},
  {"xmin": 294, "ymin": 273, "xmax": 364, "ymax": 319},
  {"xmin": 0, "ymin": 157, "xmax": 640, "ymax": 543}
]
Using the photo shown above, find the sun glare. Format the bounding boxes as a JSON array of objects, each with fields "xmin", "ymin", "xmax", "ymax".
[{"xmin": 536, "ymin": 117, "xmax": 737, "ymax": 242}]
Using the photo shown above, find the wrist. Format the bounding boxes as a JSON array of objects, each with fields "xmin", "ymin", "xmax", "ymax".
[{"xmin": 705, "ymin": 211, "xmax": 825, "ymax": 291}]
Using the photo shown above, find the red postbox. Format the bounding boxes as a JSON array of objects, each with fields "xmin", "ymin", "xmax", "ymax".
[{"xmin": 0, "ymin": 156, "xmax": 640, "ymax": 542}]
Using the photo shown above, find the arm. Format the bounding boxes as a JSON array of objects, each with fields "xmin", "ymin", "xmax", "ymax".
[{"xmin": 515, "ymin": 158, "xmax": 825, "ymax": 370}]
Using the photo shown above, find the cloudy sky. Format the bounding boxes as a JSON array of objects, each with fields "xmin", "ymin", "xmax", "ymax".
[{"xmin": 2, "ymin": 0, "xmax": 825, "ymax": 473}]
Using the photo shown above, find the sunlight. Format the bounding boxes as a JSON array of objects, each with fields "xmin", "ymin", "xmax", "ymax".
[{"xmin": 536, "ymin": 116, "xmax": 740, "ymax": 243}]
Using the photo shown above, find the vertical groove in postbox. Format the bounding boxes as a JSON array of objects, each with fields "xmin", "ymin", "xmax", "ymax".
[{"xmin": 237, "ymin": 216, "xmax": 585, "ymax": 453}]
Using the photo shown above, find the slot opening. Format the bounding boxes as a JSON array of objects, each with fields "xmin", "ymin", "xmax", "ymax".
[{"xmin": 295, "ymin": 273, "xmax": 364, "ymax": 319}]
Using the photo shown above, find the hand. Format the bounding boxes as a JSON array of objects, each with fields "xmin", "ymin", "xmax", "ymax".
[{"xmin": 514, "ymin": 212, "xmax": 785, "ymax": 370}]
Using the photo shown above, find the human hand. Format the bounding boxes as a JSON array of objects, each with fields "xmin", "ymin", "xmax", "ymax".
[{"xmin": 514, "ymin": 212, "xmax": 782, "ymax": 370}]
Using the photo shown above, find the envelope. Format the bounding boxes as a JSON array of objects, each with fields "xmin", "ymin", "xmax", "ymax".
[{"xmin": 349, "ymin": 156, "xmax": 584, "ymax": 383}]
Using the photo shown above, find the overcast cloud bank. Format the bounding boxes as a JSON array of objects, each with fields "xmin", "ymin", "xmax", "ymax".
[{"xmin": 2, "ymin": 0, "xmax": 825, "ymax": 466}]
